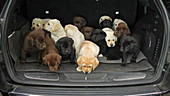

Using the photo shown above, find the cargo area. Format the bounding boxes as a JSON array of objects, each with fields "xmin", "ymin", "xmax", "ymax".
[{"xmin": 4, "ymin": 0, "xmax": 166, "ymax": 84}]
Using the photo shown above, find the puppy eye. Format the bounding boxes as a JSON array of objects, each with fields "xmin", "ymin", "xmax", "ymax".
[
  {"xmin": 86, "ymin": 31, "xmax": 90, "ymax": 33},
  {"xmin": 37, "ymin": 24, "xmax": 39, "ymax": 27},
  {"xmin": 108, "ymin": 40, "xmax": 110, "ymax": 41},
  {"xmin": 33, "ymin": 23, "xmax": 35, "ymax": 25},
  {"xmin": 75, "ymin": 21, "xmax": 80, "ymax": 24},
  {"xmin": 115, "ymin": 24, "xmax": 118, "ymax": 26},
  {"xmin": 60, "ymin": 45, "xmax": 62, "ymax": 48},
  {"xmin": 48, "ymin": 23, "xmax": 50, "ymax": 25}
]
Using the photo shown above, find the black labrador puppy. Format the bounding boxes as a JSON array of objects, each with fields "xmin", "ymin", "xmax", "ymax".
[
  {"xmin": 91, "ymin": 29, "xmax": 108, "ymax": 56},
  {"xmin": 120, "ymin": 33, "xmax": 142, "ymax": 67},
  {"xmin": 106, "ymin": 42, "xmax": 122, "ymax": 60},
  {"xmin": 99, "ymin": 19, "xmax": 113, "ymax": 29},
  {"xmin": 56, "ymin": 37, "xmax": 76, "ymax": 63}
]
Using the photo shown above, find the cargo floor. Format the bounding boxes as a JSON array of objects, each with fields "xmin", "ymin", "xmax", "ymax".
[
  {"xmin": 15, "ymin": 59, "xmax": 153, "ymax": 72},
  {"xmin": 14, "ymin": 50, "xmax": 154, "ymax": 81},
  {"xmin": 9, "ymin": 23, "xmax": 154, "ymax": 73},
  {"xmin": 15, "ymin": 52, "xmax": 154, "ymax": 72}
]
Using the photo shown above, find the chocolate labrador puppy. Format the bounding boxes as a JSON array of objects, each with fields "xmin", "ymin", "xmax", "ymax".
[
  {"xmin": 42, "ymin": 34, "xmax": 62, "ymax": 71},
  {"xmin": 73, "ymin": 16, "xmax": 87, "ymax": 30},
  {"xmin": 20, "ymin": 29, "xmax": 46, "ymax": 64},
  {"xmin": 81, "ymin": 26, "xmax": 94, "ymax": 40}
]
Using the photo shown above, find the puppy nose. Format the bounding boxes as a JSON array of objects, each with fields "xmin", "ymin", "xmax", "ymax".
[
  {"xmin": 43, "ymin": 45, "xmax": 46, "ymax": 48},
  {"xmin": 32, "ymin": 27, "xmax": 35, "ymax": 30},
  {"xmin": 65, "ymin": 50, "xmax": 69, "ymax": 53},
  {"xmin": 110, "ymin": 44, "xmax": 113, "ymax": 47},
  {"xmin": 85, "ymin": 72, "xmax": 88, "ymax": 74}
]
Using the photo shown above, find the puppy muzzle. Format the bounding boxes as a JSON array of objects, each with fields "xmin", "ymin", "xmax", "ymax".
[
  {"xmin": 108, "ymin": 43, "xmax": 115, "ymax": 47},
  {"xmin": 110, "ymin": 44, "xmax": 114, "ymax": 47},
  {"xmin": 65, "ymin": 50, "xmax": 69, "ymax": 53},
  {"xmin": 31, "ymin": 27, "xmax": 35, "ymax": 30},
  {"xmin": 83, "ymin": 71, "xmax": 91, "ymax": 74}
]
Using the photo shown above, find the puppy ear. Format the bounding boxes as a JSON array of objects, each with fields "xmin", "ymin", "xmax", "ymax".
[
  {"xmin": 28, "ymin": 37, "xmax": 34, "ymax": 46},
  {"xmin": 130, "ymin": 39, "xmax": 136, "ymax": 44},
  {"xmin": 43, "ymin": 56, "xmax": 48, "ymax": 65},
  {"xmin": 56, "ymin": 54, "xmax": 62, "ymax": 64},
  {"xmin": 73, "ymin": 17, "xmax": 77, "ymax": 24},
  {"xmin": 109, "ymin": 18, "xmax": 112, "ymax": 22},
  {"xmin": 99, "ymin": 22, "xmax": 103, "ymax": 28},
  {"xmin": 69, "ymin": 38, "xmax": 74, "ymax": 45},
  {"xmin": 81, "ymin": 19, "xmax": 86, "ymax": 27},
  {"xmin": 56, "ymin": 40, "xmax": 61, "ymax": 52},
  {"xmin": 77, "ymin": 56, "xmax": 83, "ymax": 66},
  {"xmin": 101, "ymin": 31, "xmax": 106, "ymax": 37},
  {"xmin": 92, "ymin": 57, "xmax": 99, "ymax": 70},
  {"xmin": 91, "ymin": 27, "xmax": 94, "ymax": 32},
  {"xmin": 130, "ymin": 40, "xmax": 136, "ymax": 50},
  {"xmin": 53, "ymin": 23, "xmax": 61, "ymax": 32},
  {"xmin": 114, "ymin": 35, "xmax": 118, "ymax": 42},
  {"xmin": 114, "ymin": 31, "xmax": 118, "ymax": 37},
  {"xmin": 80, "ymin": 27, "xmax": 85, "ymax": 33},
  {"xmin": 125, "ymin": 27, "xmax": 131, "ymax": 35}
]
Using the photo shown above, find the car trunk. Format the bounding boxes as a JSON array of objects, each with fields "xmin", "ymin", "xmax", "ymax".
[{"xmin": 2, "ymin": 0, "xmax": 169, "ymax": 86}]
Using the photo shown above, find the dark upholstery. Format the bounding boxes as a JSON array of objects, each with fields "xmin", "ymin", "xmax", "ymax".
[{"xmin": 26, "ymin": 0, "xmax": 137, "ymax": 27}]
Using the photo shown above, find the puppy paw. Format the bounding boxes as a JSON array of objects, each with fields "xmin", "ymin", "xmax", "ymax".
[
  {"xmin": 121, "ymin": 63, "xmax": 127, "ymax": 67},
  {"xmin": 98, "ymin": 54, "xmax": 103, "ymax": 57},
  {"xmin": 20, "ymin": 60, "xmax": 26, "ymax": 64},
  {"xmin": 76, "ymin": 67, "xmax": 82, "ymax": 72},
  {"xmin": 39, "ymin": 62, "xmax": 45, "ymax": 66},
  {"xmin": 70, "ymin": 60, "xmax": 76, "ymax": 64},
  {"xmin": 130, "ymin": 59, "xmax": 136, "ymax": 63},
  {"xmin": 58, "ymin": 65, "xmax": 61, "ymax": 69}
]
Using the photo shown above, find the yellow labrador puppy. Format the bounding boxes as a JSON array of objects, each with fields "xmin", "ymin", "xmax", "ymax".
[
  {"xmin": 65, "ymin": 24, "xmax": 85, "ymax": 57},
  {"xmin": 76, "ymin": 41, "xmax": 100, "ymax": 74},
  {"xmin": 44, "ymin": 19, "xmax": 66, "ymax": 43},
  {"xmin": 99, "ymin": 15, "xmax": 112, "ymax": 24},
  {"xmin": 31, "ymin": 18, "xmax": 51, "ymax": 30},
  {"xmin": 102, "ymin": 28, "xmax": 117, "ymax": 47},
  {"xmin": 31, "ymin": 18, "xmax": 44, "ymax": 30}
]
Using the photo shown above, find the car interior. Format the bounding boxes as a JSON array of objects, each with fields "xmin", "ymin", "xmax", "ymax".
[{"xmin": 3, "ymin": 0, "xmax": 167, "ymax": 86}]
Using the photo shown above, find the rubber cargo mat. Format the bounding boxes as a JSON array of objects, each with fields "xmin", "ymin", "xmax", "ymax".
[{"xmin": 15, "ymin": 58, "xmax": 154, "ymax": 72}]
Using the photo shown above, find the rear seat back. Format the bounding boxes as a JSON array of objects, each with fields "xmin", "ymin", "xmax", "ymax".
[{"xmin": 26, "ymin": 0, "xmax": 137, "ymax": 28}]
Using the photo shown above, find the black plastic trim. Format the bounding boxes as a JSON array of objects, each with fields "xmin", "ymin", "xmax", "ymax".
[{"xmin": 9, "ymin": 85, "xmax": 162, "ymax": 96}]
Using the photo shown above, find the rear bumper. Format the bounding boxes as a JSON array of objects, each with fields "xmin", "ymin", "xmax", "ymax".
[{"xmin": 9, "ymin": 85, "xmax": 163, "ymax": 96}]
